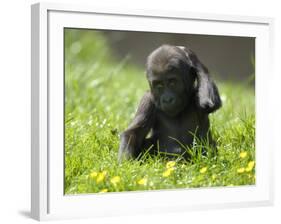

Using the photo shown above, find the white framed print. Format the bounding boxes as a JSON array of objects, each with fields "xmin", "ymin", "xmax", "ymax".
[{"xmin": 31, "ymin": 2, "xmax": 274, "ymax": 221}]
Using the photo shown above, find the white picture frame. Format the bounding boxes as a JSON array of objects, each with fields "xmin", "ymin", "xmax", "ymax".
[{"xmin": 31, "ymin": 2, "xmax": 274, "ymax": 221}]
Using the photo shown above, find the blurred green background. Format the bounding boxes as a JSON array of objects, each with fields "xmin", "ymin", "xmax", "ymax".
[{"xmin": 64, "ymin": 29, "xmax": 255, "ymax": 194}]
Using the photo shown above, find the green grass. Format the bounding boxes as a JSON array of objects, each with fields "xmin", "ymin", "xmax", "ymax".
[{"xmin": 64, "ymin": 29, "xmax": 255, "ymax": 194}]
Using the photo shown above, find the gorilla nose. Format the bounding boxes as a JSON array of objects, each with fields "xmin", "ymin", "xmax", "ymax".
[{"xmin": 163, "ymin": 96, "xmax": 175, "ymax": 105}]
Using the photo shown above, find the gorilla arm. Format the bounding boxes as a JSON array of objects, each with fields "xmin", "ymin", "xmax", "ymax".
[{"xmin": 118, "ymin": 92, "xmax": 156, "ymax": 162}]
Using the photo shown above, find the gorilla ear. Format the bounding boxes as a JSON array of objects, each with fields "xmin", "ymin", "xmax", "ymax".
[{"xmin": 177, "ymin": 46, "xmax": 222, "ymax": 113}]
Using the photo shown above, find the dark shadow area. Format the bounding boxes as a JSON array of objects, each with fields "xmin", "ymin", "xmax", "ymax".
[{"xmin": 102, "ymin": 30, "xmax": 255, "ymax": 83}]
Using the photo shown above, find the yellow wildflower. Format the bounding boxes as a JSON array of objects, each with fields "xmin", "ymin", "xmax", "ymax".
[
  {"xmin": 137, "ymin": 177, "xmax": 148, "ymax": 185},
  {"xmin": 239, "ymin": 151, "xmax": 247, "ymax": 159},
  {"xmin": 162, "ymin": 168, "xmax": 174, "ymax": 177},
  {"xmin": 90, "ymin": 171, "xmax": 98, "ymax": 179},
  {"xmin": 237, "ymin": 167, "xmax": 245, "ymax": 173},
  {"xmin": 110, "ymin": 176, "xmax": 121, "ymax": 186},
  {"xmin": 245, "ymin": 161, "xmax": 255, "ymax": 172},
  {"xmin": 166, "ymin": 161, "xmax": 176, "ymax": 169},
  {"xmin": 96, "ymin": 171, "xmax": 107, "ymax": 183},
  {"xmin": 199, "ymin": 167, "xmax": 207, "ymax": 174},
  {"xmin": 99, "ymin": 188, "xmax": 108, "ymax": 193}
]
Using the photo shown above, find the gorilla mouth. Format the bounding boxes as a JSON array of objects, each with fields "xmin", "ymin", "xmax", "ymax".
[{"xmin": 162, "ymin": 104, "xmax": 183, "ymax": 117}]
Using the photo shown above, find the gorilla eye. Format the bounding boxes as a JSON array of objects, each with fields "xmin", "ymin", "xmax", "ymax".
[
  {"xmin": 152, "ymin": 81, "xmax": 164, "ymax": 91},
  {"xmin": 168, "ymin": 65, "xmax": 177, "ymax": 72},
  {"xmin": 155, "ymin": 83, "xmax": 164, "ymax": 90},
  {"xmin": 168, "ymin": 78, "xmax": 177, "ymax": 87}
]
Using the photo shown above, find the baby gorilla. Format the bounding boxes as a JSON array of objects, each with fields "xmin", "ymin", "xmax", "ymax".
[{"xmin": 118, "ymin": 45, "xmax": 222, "ymax": 162}]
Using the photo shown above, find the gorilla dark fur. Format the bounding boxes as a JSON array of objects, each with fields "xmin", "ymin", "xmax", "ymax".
[{"xmin": 118, "ymin": 45, "xmax": 222, "ymax": 162}]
